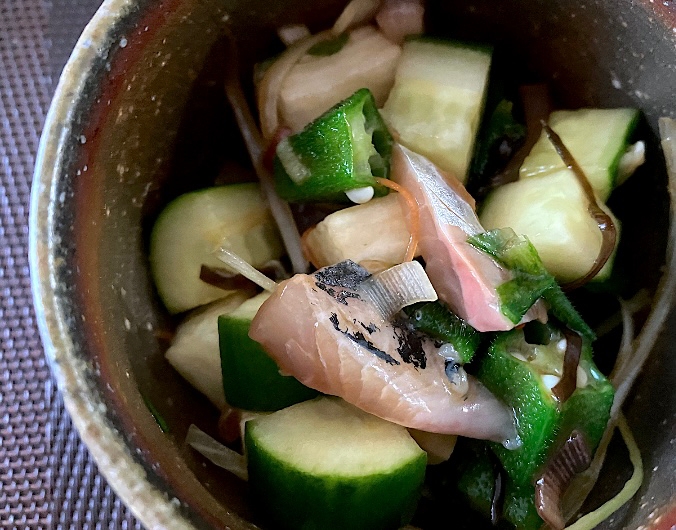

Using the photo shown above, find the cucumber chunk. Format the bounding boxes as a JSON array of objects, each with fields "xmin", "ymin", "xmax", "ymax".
[
  {"xmin": 382, "ymin": 38, "xmax": 492, "ymax": 183},
  {"xmin": 245, "ymin": 397, "xmax": 427, "ymax": 530},
  {"xmin": 520, "ymin": 108, "xmax": 639, "ymax": 201},
  {"xmin": 219, "ymin": 293, "xmax": 318, "ymax": 411},
  {"xmin": 479, "ymin": 170, "xmax": 620, "ymax": 283},
  {"xmin": 165, "ymin": 293, "xmax": 250, "ymax": 409},
  {"xmin": 149, "ymin": 184, "xmax": 283, "ymax": 314}
]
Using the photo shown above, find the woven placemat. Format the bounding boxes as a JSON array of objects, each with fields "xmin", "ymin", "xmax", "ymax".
[{"xmin": 0, "ymin": 0, "xmax": 142, "ymax": 527}]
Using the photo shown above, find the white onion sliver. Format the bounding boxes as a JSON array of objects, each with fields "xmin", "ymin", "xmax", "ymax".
[
  {"xmin": 214, "ymin": 246, "xmax": 278, "ymax": 292},
  {"xmin": 332, "ymin": 0, "xmax": 382, "ymax": 36},
  {"xmin": 257, "ymin": 30, "xmax": 332, "ymax": 139},
  {"xmin": 277, "ymin": 24, "xmax": 311, "ymax": 47},
  {"xmin": 185, "ymin": 424, "xmax": 248, "ymax": 481},
  {"xmin": 359, "ymin": 260, "xmax": 437, "ymax": 320}
]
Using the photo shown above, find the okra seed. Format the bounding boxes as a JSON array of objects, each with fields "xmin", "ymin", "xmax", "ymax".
[
  {"xmin": 438, "ymin": 343, "xmax": 461, "ymax": 362},
  {"xmin": 556, "ymin": 339, "xmax": 567, "ymax": 352},
  {"xmin": 345, "ymin": 186, "xmax": 375, "ymax": 204},
  {"xmin": 542, "ymin": 374, "xmax": 561, "ymax": 391},
  {"xmin": 576, "ymin": 366, "xmax": 588, "ymax": 388}
]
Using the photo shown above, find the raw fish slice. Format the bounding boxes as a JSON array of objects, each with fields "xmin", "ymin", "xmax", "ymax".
[
  {"xmin": 392, "ymin": 144, "xmax": 546, "ymax": 331},
  {"xmin": 250, "ymin": 262, "xmax": 517, "ymax": 444}
]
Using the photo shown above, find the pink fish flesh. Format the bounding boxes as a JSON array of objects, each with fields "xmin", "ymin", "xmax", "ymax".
[
  {"xmin": 249, "ymin": 261, "xmax": 518, "ymax": 444},
  {"xmin": 391, "ymin": 144, "xmax": 546, "ymax": 331}
]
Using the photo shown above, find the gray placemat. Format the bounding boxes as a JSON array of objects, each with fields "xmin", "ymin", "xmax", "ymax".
[{"xmin": 0, "ymin": 0, "xmax": 142, "ymax": 527}]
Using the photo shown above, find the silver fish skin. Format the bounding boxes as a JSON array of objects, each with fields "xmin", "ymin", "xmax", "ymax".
[
  {"xmin": 392, "ymin": 144, "xmax": 546, "ymax": 331},
  {"xmin": 249, "ymin": 263, "xmax": 518, "ymax": 444}
]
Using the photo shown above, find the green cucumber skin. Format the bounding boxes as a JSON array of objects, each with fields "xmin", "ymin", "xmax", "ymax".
[
  {"xmin": 274, "ymin": 88, "xmax": 393, "ymax": 203},
  {"xmin": 246, "ymin": 425, "xmax": 427, "ymax": 530},
  {"xmin": 219, "ymin": 315, "xmax": 317, "ymax": 411},
  {"xmin": 403, "ymin": 302, "xmax": 480, "ymax": 364}
]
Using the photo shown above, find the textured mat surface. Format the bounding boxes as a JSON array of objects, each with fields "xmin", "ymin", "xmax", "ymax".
[{"xmin": 0, "ymin": 0, "xmax": 142, "ymax": 527}]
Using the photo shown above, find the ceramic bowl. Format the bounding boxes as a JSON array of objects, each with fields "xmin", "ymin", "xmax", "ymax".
[{"xmin": 31, "ymin": 0, "xmax": 676, "ymax": 528}]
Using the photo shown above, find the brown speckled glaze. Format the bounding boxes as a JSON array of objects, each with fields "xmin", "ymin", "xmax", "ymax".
[{"xmin": 31, "ymin": 0, "xmax": 676, "ymax": 529}]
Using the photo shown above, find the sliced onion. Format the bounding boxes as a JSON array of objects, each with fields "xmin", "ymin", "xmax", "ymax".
[
  {"xmin": 214, "ymin": 246, "xmax": 278, "ymax": 293},
  {"xmin": 200, "ymin": 265, "xmax": 257, "ymax": 291},
  {"xmin": 277, "ymin": 24, "xmax": 311, "ymax": 47},
  {"xmin": 375, "ymin": 0, "xmax": 424, "ymax": 44},
  {"xmin": 359, "ymin": 260, "xmax": 437, "ymax": 320},
  {"xmin": 543, "ymin": 123, "xmax": 617, "ymax": 290},
  {"xmin": 185, "ymin": 424, "xmax": 248, "ymax": 481},
  {"xmin": 257, "ymin": 30, "xmax": 332, "ymax": 139},
  {"xmin": 332, "ymin": 0, "xmax": 381, "ymax": 36},
  {"xmin": 201, "ymin": 263, "xmax": 288, "ymax": 291},
  {"xmin": 224, "ymin": 36, "xmax": 309, "ymax": 274}
]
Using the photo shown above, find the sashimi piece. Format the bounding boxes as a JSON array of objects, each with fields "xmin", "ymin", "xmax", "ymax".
[
  {"xmin": 249, "ymin": 261, "xmax": 518, "ymax": 444},
  {"xmin": 391, "ymin": 144, "xmax": 546, "ymax": 331}
]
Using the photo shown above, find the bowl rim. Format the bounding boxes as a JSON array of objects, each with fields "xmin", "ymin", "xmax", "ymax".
[
  {"xmin": 29, "ymin": 0, "xmax": 676, "ymax": 529},
  {"xmin": 29, "ymin": 0, "xmax": 198, "ymax": 527}
]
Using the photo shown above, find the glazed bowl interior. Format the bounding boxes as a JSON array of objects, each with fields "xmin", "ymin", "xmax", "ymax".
[{"xmin": 32, "ymin": 0, "xmax": 676, "ymax": 528}]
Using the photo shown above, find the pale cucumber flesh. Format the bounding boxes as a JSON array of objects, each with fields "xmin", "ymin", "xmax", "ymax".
[
  {"xmin": 382, "ymin": 39, "xmax": 491, "ymax": 183},
  {"xmin": 480, "ymin": 170, "xmax": 618, "ymax": 283},
  {"xmin": 149, "ymin": 184, "xmax": 283, "ymax": 314},
  {"xmin": 520, "ymin": 108, "xmax": 639, "ymax": 201},
  {"xmin": 165, "ymin": 293, "xmax": 250, "ymax": 409}
]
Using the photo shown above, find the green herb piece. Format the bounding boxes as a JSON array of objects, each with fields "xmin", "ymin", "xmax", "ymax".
[{"xmin": 468, "ymin": 228, "xmax": 595, "ymax": 340}]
